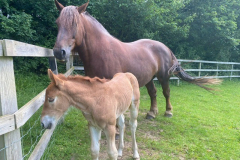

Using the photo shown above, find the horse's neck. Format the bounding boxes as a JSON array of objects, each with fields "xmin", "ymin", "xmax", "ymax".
[{"xmin": 77, "ymin": 15, "xmax": 112, "ymax": 63}]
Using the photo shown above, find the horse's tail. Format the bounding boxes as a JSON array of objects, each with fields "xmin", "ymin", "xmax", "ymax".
[{"xmin": 168, "ymin": 52, "xmax": 222, "ymax": 91}]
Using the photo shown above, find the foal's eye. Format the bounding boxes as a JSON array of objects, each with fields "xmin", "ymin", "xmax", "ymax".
[{"xmin": 48, "ymin": 98, "xmax": 55, "ymax": 103}]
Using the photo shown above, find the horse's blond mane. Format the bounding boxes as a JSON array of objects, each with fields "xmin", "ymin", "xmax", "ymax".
[
  {"xmin": 57, "ymin": 6, "xmax": 81, "ymax": 32},
  {"xmin": 57, "ymin": 5, "xmax": 110, "ymax": 35}
]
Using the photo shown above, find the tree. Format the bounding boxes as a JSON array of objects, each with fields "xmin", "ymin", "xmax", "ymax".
[{"xmin": 177, "ymin": 0, "xmax": 240, "ymax": 61}]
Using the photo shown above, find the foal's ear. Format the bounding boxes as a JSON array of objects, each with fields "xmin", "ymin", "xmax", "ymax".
[
  {"xmin": 77, "ymin": 1, "xmax": 89, "ymax": 13},
  {"xmin": 55, "ymin": 0, "xmax": 64, "ymax": 11},
  {"xmin": 48, "ymin": 69, "xmax": 64, "ymax": 88}
]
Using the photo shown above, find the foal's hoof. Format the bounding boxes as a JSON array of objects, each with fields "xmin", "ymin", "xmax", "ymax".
[
  {"xmin": 164, "ymin": 111, "xmax": 173, "ymax": 118},
  {"xmin": 146, "ymin": 112, "xmax": 155, "ymax": 120}
]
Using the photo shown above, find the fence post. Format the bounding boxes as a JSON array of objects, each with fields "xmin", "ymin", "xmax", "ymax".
[
  {"xmin": 0, "ymin": 43, "xmax": 23, "ymax": 159},
  {"xmin": 66, "ymin": 54, "xmax": 73, "ymax": 71},
  {"xmin": 177, "ymin": 62, "xmax": 181, "ymax": 86},
  {"xmin": 230, "ymin": 64, "xmax": 234, "ymax": 81},
  {"xmin": 48, "ymin": 57, "xmax": 58, "ymax": 74},
  {"xmin": 198, "ymin": 62, "xmax": 201, "ymax": 77},
  {"xmin": 216, "ymin": 63, "xmax": 219, "ymax": 77}
]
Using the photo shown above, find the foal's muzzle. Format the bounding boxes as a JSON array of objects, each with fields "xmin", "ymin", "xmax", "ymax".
[
  {"xmin": 53, "ymin": 48, "xmax": 67, "ymax": 61},
  {"xmin": 41, "ymin": 115, "xmax": 55, "ymax": 129},
  {"xmin": 41, "ymin": 122, "xmax": 52, "ymax": 129}
]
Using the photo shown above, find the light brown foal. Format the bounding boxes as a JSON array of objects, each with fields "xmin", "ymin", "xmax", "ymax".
[{"xmin": 41, "ymin": 69, "xmax": 140, "ymax": 160}]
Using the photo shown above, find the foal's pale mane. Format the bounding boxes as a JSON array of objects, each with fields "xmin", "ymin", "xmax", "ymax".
[{"xmin": 58, "ymin": 74, "xmax": 109, "ymax": 84}]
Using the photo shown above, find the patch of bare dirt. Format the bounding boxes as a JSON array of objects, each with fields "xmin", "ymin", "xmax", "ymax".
[{"xmin": 98, "ymin": 110, "xmax": 164, "ymax": 160}]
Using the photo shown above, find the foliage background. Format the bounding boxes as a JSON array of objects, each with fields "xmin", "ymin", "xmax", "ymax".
[{"xmin": 0, "ymin": 0, "xmax": 240, "ymax": 73}]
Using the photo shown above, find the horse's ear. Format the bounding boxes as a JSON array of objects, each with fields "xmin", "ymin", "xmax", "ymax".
[
  {"xmin": 48, "ymin": 69, "xmax": 64, "ymax": 88},
  {"xmin": 55, "ymin": 0, "xmax": 64, "ymax": 11},
  {"xmin": 77, "ymin": 1, "xmax": 89, "ymax": 13}
]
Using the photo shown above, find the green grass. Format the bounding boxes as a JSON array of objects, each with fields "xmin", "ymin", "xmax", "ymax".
[{"xmin": 15, "ymin": 73, "xmax": 240, "ymax": 160}]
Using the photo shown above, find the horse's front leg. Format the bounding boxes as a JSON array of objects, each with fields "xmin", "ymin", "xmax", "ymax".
[
  {"xmin": 117, "ymin": 114, "xmax": 125, "ymax": 157},
  {"xmin": 145, "ymin": 80, "xmax": 158, "ymax": 119},
  {"xmin": 103, "ymin": 124, "xmax": 118, "ymax": 160},
  {"xmin": 89, "ymin": 125, "xmax": 102, "ymax": 160}
]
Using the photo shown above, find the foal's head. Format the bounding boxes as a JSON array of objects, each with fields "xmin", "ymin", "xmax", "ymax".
[
  {"xmin": 53, "ymin": 0, "xmax": 89, "ymax": 61},
  {"xmin": 41, "ymin": 69, "xmax": 70, "ymax": 129}
]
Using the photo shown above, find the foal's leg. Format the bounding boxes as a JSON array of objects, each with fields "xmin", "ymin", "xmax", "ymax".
[
  {"xmin": 104, "ymin": 125, "xmax": 118, "ymax": 160},
  {"xmin": 145, "ymin": 80, "xmax": 158, "ymax": 119},
  {"xmin": 159, "ymin": 79, "xmax": 173, "ymax": 117},
  {"xmin": 89, "ymin": 125, "xmax": 102, "ymax": 160},
  {"xmin": 129, "ymin": 98, "xmax": 140, "ymax": 159},
  {"xmin": 117, "ymin": 114, "xmax": 125, "ymax": 157}
]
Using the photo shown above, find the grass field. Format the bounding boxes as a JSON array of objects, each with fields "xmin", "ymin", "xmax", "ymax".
[{"xmin": 16, "ymin": 73, "xmax": 240, "ymax": 160}]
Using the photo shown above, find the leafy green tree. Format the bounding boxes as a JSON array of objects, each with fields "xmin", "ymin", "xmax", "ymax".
[{"xmin": 177, "ymin": 0, "xmax": 240, "ymax": 61}]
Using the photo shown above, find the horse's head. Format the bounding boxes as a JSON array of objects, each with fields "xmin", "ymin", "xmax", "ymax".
[
  {"xmin": 41, "ymin": 69, "xmax": 70, "ymax": 129},
  {"xmin": 53, "ymin": 0, "xmax": 89, "ymax": 61}
]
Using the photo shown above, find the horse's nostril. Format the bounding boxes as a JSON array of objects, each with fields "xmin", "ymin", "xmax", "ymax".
[
  {"xmin": 61, "ymin": 50, "xmax": 66, "ymax": 57},
  {"xmin": 47, "ymin": 123, "xmax": 52, "ymax": 129},
  {"xmin": 41, "ymin": 122, "xmax": 44, "ymax": 128}
]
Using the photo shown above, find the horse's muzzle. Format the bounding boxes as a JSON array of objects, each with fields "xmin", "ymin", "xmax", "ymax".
[{"xmin": 53, "ymin": 48, "xmax": 66, "ymax": 61}]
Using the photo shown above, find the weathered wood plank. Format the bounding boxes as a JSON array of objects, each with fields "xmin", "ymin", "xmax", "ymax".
[
  {"xmin": 65, "ymin": 66, "xmax": 75, "ymax": 77},
  {"xmin": 0, "ymin": 57, "xmax": 22, "ymax": 160},
  {"xmin": 0, "ymin": 115, "xmax": 15, "ymax": 136},
  {"xmin": 15, "ymin": 90, "xmax": 46, "ymax": 129},
  {"xmin": 3, "ymin": 39, "xmax": 53, "ymax": 57},
  {"xmin": 28, "ymin": 116, "xmax": 61, "ymax": 160},
  {"xmin": 73, "ymin": 66, "xmax": 84, "ymax": 70},
  {"xmin": 14, "ymin": 67, "xmax": 74, "ymax": 129},
  {"xmin": 0, "ymin": 40, "xmax": 3, "ymax": 56}
]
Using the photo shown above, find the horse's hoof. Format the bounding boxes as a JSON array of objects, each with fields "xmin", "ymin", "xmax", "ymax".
[
  {"xmin": 146, "ymin": 112, "xmax": 155, "ymax": 119},
  {"xmin": 164, "ymin": 111, "xmax": 173, "ymax": 118}
]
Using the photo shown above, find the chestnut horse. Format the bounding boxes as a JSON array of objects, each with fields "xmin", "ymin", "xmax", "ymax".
[
  {"xmin": 41, "ymin": 69, "xmax": 140, "ymax": 160},
  {"xmin": 53, "ymin": 0, "xmax": 221, "ymax": 118}
]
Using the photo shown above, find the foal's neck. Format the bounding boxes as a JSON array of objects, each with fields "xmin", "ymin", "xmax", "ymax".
[{"xmin": 64, "ymin": 80, "xmax": 101, "ymax": 112}]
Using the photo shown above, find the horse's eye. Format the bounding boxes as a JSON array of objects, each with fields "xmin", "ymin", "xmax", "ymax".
[{"xmin": 48, "ymin": 98, "xmax": 55, "ymax": 103}]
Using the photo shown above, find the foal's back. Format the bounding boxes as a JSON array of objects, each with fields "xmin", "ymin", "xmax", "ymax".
[{"xmin": 85, "ymin": 72, "xmax": 139, "ymax": 128}]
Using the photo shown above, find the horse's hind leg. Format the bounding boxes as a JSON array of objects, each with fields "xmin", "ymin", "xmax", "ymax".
[
  {"xmin": 159, "ymin": 79, "xmax": 173, "ymax": 117},
  {"xmin": 145, "ymin": 80, "xmax": 158, "ymax": 119},
  {"xmin": 117, "ymin": 114, "xmax": 125, "ymax": 157}
]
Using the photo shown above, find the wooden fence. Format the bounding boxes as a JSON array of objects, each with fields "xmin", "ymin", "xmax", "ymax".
[
  {"xmin": 0, "ymin": 39, "xmax": 240, "ymax": 160},
  {"xmin": 0, "ymin": 39, "xmax": 73, "ymax": 160}
]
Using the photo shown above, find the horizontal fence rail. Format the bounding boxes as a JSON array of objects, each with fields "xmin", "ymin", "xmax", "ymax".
[
  {"xmin": 72, "ymin": 59, "xmax": 240, "ymax": 81},
  {"xmin": 0, "ymin": 39, "xmax": 74, "ymax": 160}
]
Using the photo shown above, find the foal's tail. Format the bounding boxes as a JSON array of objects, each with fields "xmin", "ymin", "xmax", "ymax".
[{"xmin": 168, "ymin": 52, "xmax": 222, "ymax": 91}]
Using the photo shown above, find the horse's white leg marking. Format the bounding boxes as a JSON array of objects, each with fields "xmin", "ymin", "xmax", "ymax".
[
  {"xmin": 89, "ymin": 125, "xmax": 102, "ymax": 160},
  {"xmin": 117, "ymin": 114, "xmax": 125, "ymax": 157},
  {"xmin": 104, "ymin": 125, "xmax": 118, "ymax": 160},
  {"xmin": 129, "ymin": 95, "xmax": 140, "ymax": 159}
]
